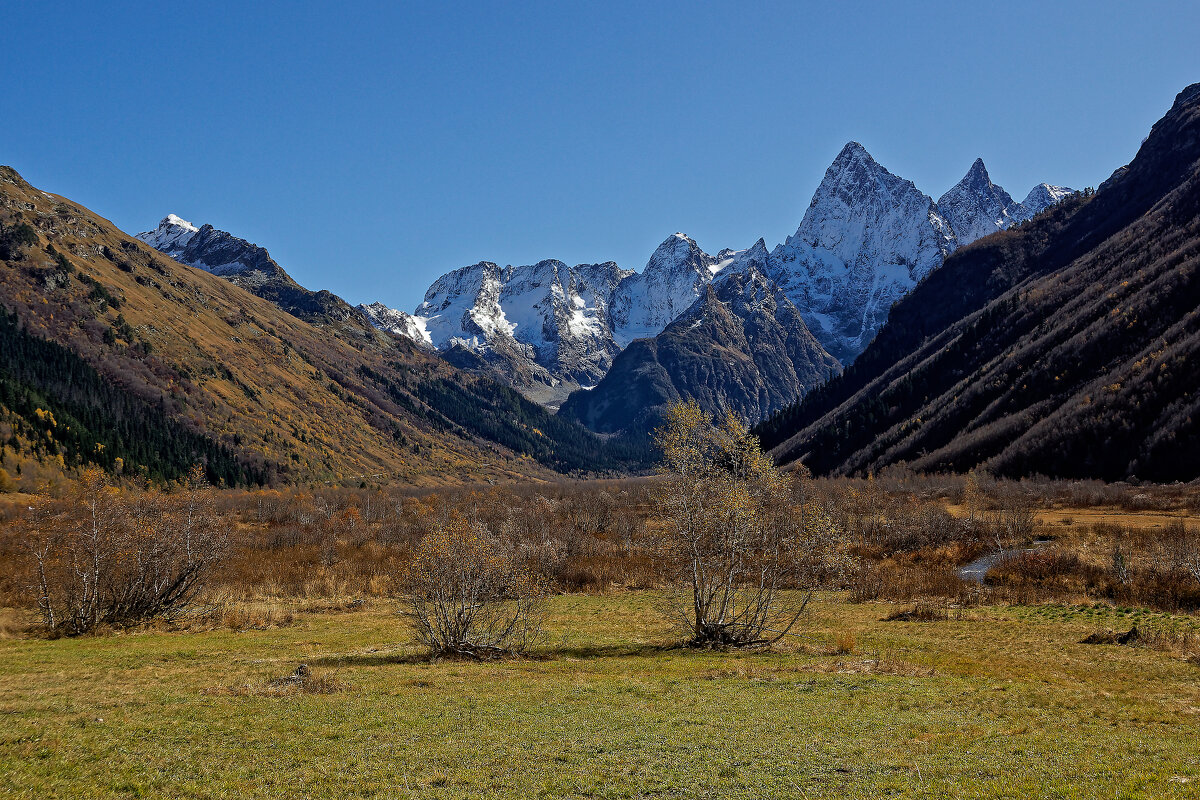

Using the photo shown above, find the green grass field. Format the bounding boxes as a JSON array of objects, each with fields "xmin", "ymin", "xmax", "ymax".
[{"xmin": 2, "ymin": 593, "xmax": 1198, "ymax": 799}]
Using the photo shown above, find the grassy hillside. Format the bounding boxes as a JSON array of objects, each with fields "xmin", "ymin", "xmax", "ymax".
[
  {"xmin": 758, "ymin": 83, "xmax": 1200, "ymax": 481},
  {"xmin": 0, "ymin": 167, "xmax": 627, "ymax": 487}
]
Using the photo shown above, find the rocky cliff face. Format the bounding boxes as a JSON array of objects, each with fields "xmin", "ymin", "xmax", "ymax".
[
  {"xmin": 936, "ymin": 158, "xmax": 1023, "ymax": 246},
  {"xmin": 359, "ymin": 302, "xmax": 432, "ymax": 346},
  {"xmin": 756, "ymin": 142, "xmax": 957, "ymax": 363}
]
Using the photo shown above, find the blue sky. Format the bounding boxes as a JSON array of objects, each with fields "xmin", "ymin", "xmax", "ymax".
[{"xmin": 4, "ymin": 1, "xmax": 1198, "ymax": 310}]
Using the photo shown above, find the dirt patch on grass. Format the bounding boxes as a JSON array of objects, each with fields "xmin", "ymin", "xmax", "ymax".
[{"xmin": 204, "ymin": 664, "xmax": 353, "ymax": 696}]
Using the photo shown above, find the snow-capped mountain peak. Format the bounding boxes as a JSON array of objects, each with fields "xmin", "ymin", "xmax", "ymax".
[
  {"xmin": 646, "ymin": 233, "xmax": 716, "ymax": 278},
  {"xmin": 937, "ymin": 158, "xmax": 1019, "ymax": 246},
  {"xmin": 415, "ymin": 260, "xmax": 512, "ymax": 347},
  {"xmin": 608, "ymin": 232, "xmax": 723, "ymax": 348},
  {"xmin": 1020, "ymin": 183, "xmax": 1075, "ymax": 213},
  {"xmin": 763, "ymin": 142, "xmax": 955, "ymax": 362},
  {"xmin": 786, "ymin": 141, "xmax": 954, "ymax": 260},
  {"xmin": 137, "ymin": 214, "xmax": 198, "ymax": 255}
]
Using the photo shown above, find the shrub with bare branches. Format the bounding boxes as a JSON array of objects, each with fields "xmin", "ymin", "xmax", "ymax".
[
  {"xmin": 1160, "ymin": 520, "xmax": 1200, "ymax": 587},
  {"xmin": 27, "ymin": 466, "xmax": 226, "ymax": 634},
  {"xmin": 401, "ymin": 512, "xmax": 546, "ymax": 658}
]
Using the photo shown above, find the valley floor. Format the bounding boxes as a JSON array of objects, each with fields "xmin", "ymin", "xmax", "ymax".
[{"xmin": 1, "ymin": 592, "xmax": 1198, "ymax": 799}]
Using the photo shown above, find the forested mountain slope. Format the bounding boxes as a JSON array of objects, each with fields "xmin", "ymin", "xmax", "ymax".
[
  {"xmin": 0, "ymin": 168, "xmax": 630, "ymax": 487},
  {"xmin": 758, "ymin": 83, "xmax": 1200, "ymax": 482}
]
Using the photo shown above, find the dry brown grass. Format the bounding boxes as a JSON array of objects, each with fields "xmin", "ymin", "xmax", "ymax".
[
  {"xmin": 182, "ymin": 601, "xmax": 298, "ymax": 632},
  {"xmin": 203, "ymin": 664, "xmax": 353, "ymax": 697},
  {"xmin": 804, "ymin": 651, "xmax": 937, "ymax": 677},
  {"xmin": 0, "ymin": 608, "xmax": 31, "ymax": 639},
  {"xmin": 3, "ymin": 476, "xmax": 1199, "ymax": 635},
  {"xmin": 832, "ymin": 630, "xmax": 857, "ymax": 654}
]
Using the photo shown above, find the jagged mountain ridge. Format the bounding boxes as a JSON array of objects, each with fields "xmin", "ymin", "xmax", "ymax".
[
  {"xmin": 360, "ymin": 301, "xmax": 432, "ymax": 347},
  {"xmin": 936, "ymin": 158, "xmax": 1072, "ymax": 244},
  {"xmin": 936, "ymin": 158, "xmax": 1024, "ymax": 245},
  {"xmin": 558, "ymin": 240, "xmax": 840, "ymax": 435},
  {"xmin": 366, "ymin": 146, "xmax": 1070, "ymax": 408},
  {"xmin": 137, "ymin": 215, "xmax": 357, "ymax": 325},
  {"xmin": 737, "ymin": 144, "xmax": 1073, "ymax": 364},
  {"xmin": 364, "ymin": 233, "xmax": 729, "ymax": 407},
  {"xmin": 757, "ymin": 83, "xmax": 1200, "ymax": 482}
]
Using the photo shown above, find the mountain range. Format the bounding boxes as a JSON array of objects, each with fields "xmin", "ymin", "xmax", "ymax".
[
  {"xmin": 363, "ymin": 149, "xmax": 1069, "ymax": 396},
  {"xmin": 358, "ymin": 234, "xmax": 732, "ymax": 407},
  {"xmin": 135, "ymin": 146, "xmax": 1071, "ymax": 442},
  {"xmin": 555, "ymin": 149, "xmax": 1071, "ymax": 434}
]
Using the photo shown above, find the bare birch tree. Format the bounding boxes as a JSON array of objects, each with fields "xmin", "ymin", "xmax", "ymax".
[
  {"xmin": 29, "ymin": 465, "xmax": 227, "ymax": 634},
  {"xmin": 653, "ymin": 400, "xmax": 842, "ymax": 647}
]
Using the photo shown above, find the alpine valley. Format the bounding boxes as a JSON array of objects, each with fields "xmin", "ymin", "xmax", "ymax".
[{"xmin": 55, "ymin": 90, "xmax": 1200, "ymax": 488}]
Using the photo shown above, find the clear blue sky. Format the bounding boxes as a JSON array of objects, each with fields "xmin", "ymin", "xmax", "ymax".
[{"xmin": 4, "ymin": 1, "xmax": 1197, "ymax": 311}]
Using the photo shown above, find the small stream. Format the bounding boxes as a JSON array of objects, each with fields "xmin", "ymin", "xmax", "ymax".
[{"xmin": 957, "ymin": 540, "xmax": 1052, "ymax": 584}]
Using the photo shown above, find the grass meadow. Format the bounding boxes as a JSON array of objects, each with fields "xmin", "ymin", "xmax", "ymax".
[{"xmin": 2, "ymin": 591, "xmax": 1198, "ymax": 799}]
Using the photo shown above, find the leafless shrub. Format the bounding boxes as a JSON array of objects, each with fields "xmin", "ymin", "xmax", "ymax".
[
  {"xmin": 983, "ymin": 496, "xmax": 1037, "ymax": 551},
  {"xmin": 1159, "ymin": 520, "xmax": 1200, "ymax": 587},
  {"xmin": 27, "ymin": 466, "xmax": 227, "ymax": 635},
  {"xmin": 400, "ymin": 513, "xmax": 547, "ymax": 658}
]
